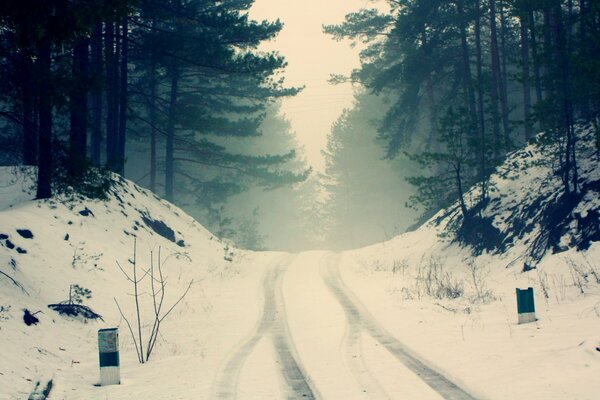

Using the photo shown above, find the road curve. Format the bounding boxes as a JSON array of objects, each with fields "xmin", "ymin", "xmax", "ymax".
[
  {"xmin": 321, "ymin": 253, "xmax": 479, "ymax": 400},
  {"xmin": 212, "ymin": 254, "xmax": 318, "ymax": 400}
]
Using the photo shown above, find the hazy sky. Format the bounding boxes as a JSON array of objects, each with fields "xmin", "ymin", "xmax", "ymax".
[{"xmin": 250, "ymin": 0, "xmax": 378, "ymax": 171}]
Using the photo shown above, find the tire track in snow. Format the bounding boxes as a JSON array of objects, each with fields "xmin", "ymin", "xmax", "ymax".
[
  {"xmin": 211, "ymin": 256, "xmax": 283, "ymax": 399},
  {"xmin": 212, "ymin": 253, "xmax": 317, "ymax": 400},
  {"xmin": 271, "ymin": 257, "xmax": 319, "ymax": 399},
  {"xmin": 321, "ymin": 254, "xmax": 391, "ymax": 400},
  {"xmin": 321, "ymin": 253, "xmax": 479, "ymax": 400}
]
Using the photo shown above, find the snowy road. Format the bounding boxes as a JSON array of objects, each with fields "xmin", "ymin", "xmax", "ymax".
[
  {"xmin": 212, "ymin": 252, "xmax": 478, "ymax": 399},
  {"xmin": 321, "ymin": 253, "xmax": 478, "ymax": 400},
  {"xmin": 212, "ymin": 253, "xmax": 318, "ymax": 399}
]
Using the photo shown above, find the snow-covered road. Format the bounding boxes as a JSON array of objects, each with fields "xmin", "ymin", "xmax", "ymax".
[
  {"xmin": 2, "ymin": 168, "xmax": 599, "ymax": 400},
  {"xmin": 213, "ymin": 251, "xmax": 479, "ymax": 399},
  {"xmin": 212, "ymin": 253, "xmax": 317, "ymax": 399}
]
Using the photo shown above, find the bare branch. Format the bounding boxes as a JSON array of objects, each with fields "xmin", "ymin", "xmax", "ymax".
[
  {"xmin": 115, "ymin": 261, "xmax": 133, "ymax": 282},
  {"xmin": 158, "ymin": 280, "xmax": 194, "ymax": 323},
  {"xmin": 114, "ymin": 297, "xmax": 142, "ymax": 363},
  {"xmin": 117, "ymin": 243, "xmax": 194, "ymax": 362},
  {"xmin": 147, "ymin": 247, "xmax": 168, "ymax": 359},
  {"xmin": 0, "ymin": 269, "xmax": 29, "ymax": 295},
  {"xmin": 132, "ymin": 238, "xmax": 145, "ymax": 363}
]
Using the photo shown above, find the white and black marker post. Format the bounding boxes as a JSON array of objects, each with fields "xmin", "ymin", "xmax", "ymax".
[
  {"xmin": 98, "ymin": 328, "xmax": 120, "ymax": 385},
  {"xmin": 516, "ymin": 287, "xmax": 537, "ymax": 324}
]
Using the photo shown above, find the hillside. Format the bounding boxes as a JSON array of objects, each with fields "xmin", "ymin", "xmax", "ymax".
[
  {"xmin": 0, "ymin": 124, "xmax": 599, "ymax": 399},
  {"xmin": 342, "ymin": 126, "xmax": 600, "ymax": 399},
  {"xmin": 457, "ymin": 125, "xmax": 600, "ymax": 263},
  {"xmin": 0, "ymin": 167, "xmax": 275, "ymax": 399}
]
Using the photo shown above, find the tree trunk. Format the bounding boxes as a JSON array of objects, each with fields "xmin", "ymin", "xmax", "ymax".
[
  {"xmin": 69, "ymin": 37, "xmax": 89, "ymax": 180},
  {"xmin": 150, "ymin": 99, "xmax": 157, "ymax": 192},
  {"xmin": 457, "ymin": 0, "xmax": 476, "ymax": 118},
  {"xmin": 530, "ymin": 10, "xmax": 544, "ymax": 106},
  {"xmin": 499, "ymin": 3, "xmax": 511, "ymax": 148},
  {"xmin": 489, "ymin": 0, "xmax": 502, "ymax": 159},
  {"xmin": 425, "ymin": 73, "xmax": 438, "ymax": 149},
  {"xmin": 421, "ymin": 28, "xmax": 438, "ymax": 149},
  {"xmin": 475, "ymin": 0, "xmax": 487, "ymax": 201},
  {"xmin": 149, "ymin": 21, "xmax": 158, "ymax": 193},
  {"xmin": 36, "ymin": 39, "xmax": 53, "ymax": 199},
  {"xmin": 520, "ymin": 9, "xmax": 533, "ymax": 141},
  {"xmin": 543, "ymin": 6, "xmax": 553, "ymax": 102},
  {"xmin": 105, "ymin": 20, "xmax": 116, "ymax": 171},
  {"xmin": 552, "ymin": 2, "xmax": 577, "ymax": 194},
  {"xmin": 90, "ymin": 22, "xmax": 103, "ymax": 166},
  {"xmin": 117, "ymin": 16, "xmax": 128, "ymax": 176},
  {"xmin": 455, "ymin": 162, "xmax": 468, "ymax": 219},
  {"xmin": 165, "ymin": 68, "xmax": 179, "ymax": 202},
  {"xmin": 565, "ymin": 0, "xmax": 578, "ymax": 192},
  {"xmin": 21, "ymin": 50, "xmax": 37, "ymax": 165}
]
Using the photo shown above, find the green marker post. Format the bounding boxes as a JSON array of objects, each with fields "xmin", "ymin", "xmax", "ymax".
[
  {"xmin": 516, "ymin": 287, "xmax": 536, "ymax": 324},
  {"xmin": 98, "ymin": 328, "xmax": 120, "ymax": 385}
]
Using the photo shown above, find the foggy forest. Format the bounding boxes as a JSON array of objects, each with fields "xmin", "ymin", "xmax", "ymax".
[
  {"xmin": 0, "ymin": 1, "xmax": 599, "ymax": 399},
  {"xmin": 1, "ymin": 0, "xmax": 599, "ymax": 251}
]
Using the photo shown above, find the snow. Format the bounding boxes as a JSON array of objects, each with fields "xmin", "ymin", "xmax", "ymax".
[
  {"xmin": 0, "ymin": 167, "xmax": 254, "ymax": 399},
  {"xmin": 0, "ymin": 166, "xmax": 36, "ymax": 211},
  {"xmin": 1, "ymin": 123, "xmax": 600, "ymax": 400},
  {"xmin": 341, "ymin": 250, "xmax": 600, "ymax": 400}
]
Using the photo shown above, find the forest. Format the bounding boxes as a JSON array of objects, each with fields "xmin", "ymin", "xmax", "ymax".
[
  {"xmin": 325, "ymin": 0, "xmax": 600, "ymax": 229},
  {"xmin": 0, "ymin": 0, "xmax": 314, "ymax": 248},
  {"xmin": 1, "ymin": 0, "xmax": 600, "ymax": 250}
]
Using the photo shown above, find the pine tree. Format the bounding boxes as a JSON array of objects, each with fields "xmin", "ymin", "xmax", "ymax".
[
  {"xmin": 321, "ymin": 92, "xmax": 417, "ymax": 250},
  {"xmin": 327, "ymin": 0, "xmax": 600, "ymax": 222},
  {"xmin": 0, "ymin": 0, "xmax": 130, "ymax": 197},
  {"xmin": 406, "ymin": 106, "xmax": 477, "ymax": 219},
  {"xmin": 129, "ymin": 0, "xmax": 304, "ymax": 204}
]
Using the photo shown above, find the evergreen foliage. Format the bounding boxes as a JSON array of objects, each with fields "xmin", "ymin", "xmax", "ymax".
[
  {"xmin": 0, "ymin": 0, "xmax": 306, "ymax": 237},
  {"xmin": 326, "ymin": 0, "xmax": 600, "ymax": 227},
  {"xmin": 205, "ymin": 102, "xmax": 317, "ymax": 251},
  {"xmin": 321, "ymin": 91, "xmax": 417, "ymax": 249}
]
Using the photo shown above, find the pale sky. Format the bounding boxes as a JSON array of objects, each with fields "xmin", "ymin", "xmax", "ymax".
[{"xmin": 250, "ymin": 0, "xmax": 379, "ymax": 171}]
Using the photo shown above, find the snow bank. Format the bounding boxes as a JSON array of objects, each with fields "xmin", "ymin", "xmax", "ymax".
[
  {"xmin": 342, "ymin": 126, "xmax": 600, "ymax": 399},
  {"xmin": 0, "ymin": 167, "xmax": 267, "ymax": 399}
]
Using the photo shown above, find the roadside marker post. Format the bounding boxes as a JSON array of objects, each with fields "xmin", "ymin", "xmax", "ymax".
[
  {"xmin": 98, "ymin": 328, "xmax": 120, "ymax": 386},
  {"xmin": 516, "ymin": 287, "xmax": 536, "ymax": 324}
]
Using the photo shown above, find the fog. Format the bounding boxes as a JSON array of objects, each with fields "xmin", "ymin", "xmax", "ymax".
[{"xmin": 249, "ymin": 0, "xmax": 381, "ymax": 172}]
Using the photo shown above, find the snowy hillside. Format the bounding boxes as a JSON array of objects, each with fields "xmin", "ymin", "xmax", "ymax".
[
  {"xmin": 0, "ymin": 167, "xmax": 272, "ymax": 399},
  {"xmin": 343, "ymin": 126, "xmax": 600, "ymax": 399},
  {"xmin": 0, "ymin": 124, "xmax": 599, "ymax": 400},
  {"xmin": 468, "ymin": 125, "xmax": 600, "ymax": 263}
]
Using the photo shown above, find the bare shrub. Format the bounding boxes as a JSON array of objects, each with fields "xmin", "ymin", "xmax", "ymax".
[
  {"xmin": 536, "ymin": 269, "xmax": 550, "ymax": 299},
  {"xmin": 465, "ymin": 258, "xmax": 495, "ymax": 303},
  {"xmin": 354, "ymin": 256, "xmax": 388, "ymax": 274},
  {"xmin": 582, "ymin": 255, "xmax": 600, "ymax": 284},
  {"xmin": 399, "ymin": 286, "xmax": 413, "ymax": 300},
  {"xmin": 551, "ymin": 274, "xmax": 568, "ymax": 303},
  {"xmin": 115, "ymin": 239, "xmax": 193, "ymax": 364},
  {"xmin": 564, "ymin": 257, "xmax": 589, "ymax": 294},
  {"xmin": 392, "ymin": 259, "xmax": 409, "ymax": 276},
  {"xmin": 416, "ymin": 255, "xmax": 464, "ymax": 300},
  {"xmin": 371, "ymin": 259, "xmax": 386, "ymax": 272},
  {"xmin": 414, "ymin": 258, "xmax": 425, "ymax": 300},
  {"xmin": 70, "ymin": 242, "xmax": 103, "ymax": 270}
]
